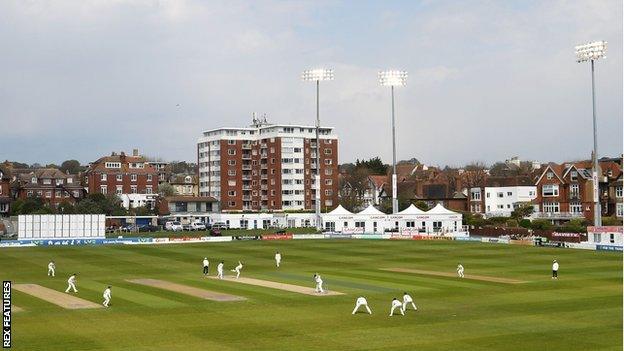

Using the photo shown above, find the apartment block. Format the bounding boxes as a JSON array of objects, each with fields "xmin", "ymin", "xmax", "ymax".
[{"xmin": 197, "ymin": 119, "xmax": 339, "ymax": 212}]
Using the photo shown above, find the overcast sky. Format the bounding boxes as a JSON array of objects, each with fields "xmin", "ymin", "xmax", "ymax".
[{"xmin": 0, "ymin": 0, "xmax": 622, "ymax": 167}]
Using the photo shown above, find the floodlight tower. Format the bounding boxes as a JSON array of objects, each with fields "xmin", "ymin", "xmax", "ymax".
[
  {"xmin": 379, "ymin": 70, "xmax": 407, "ymax": 214},
  {"xmin": 302, "ymin": 68, "xmax": 334, "ymax": 230},
  {"xmin": 575, "ymin": 41, "xmax": 607, "ymax": 226}
]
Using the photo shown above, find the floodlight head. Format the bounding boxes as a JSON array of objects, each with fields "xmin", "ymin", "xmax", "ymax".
[
  {"xmin": 575, "ymin": 41, "xmax": 607, "ymax": 62},
  {"xmin": 379, "ymin": 70, "xmax": 407, "ymax": 87},
  {"xmin": 302, "ymin": 68, "xmax": 334, "ymax": 81}
]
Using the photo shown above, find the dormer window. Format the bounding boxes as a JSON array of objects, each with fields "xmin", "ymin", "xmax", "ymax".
[
  {"xmin": 31, "ymin": 177, "xmax": 37, "ymax": 183},
  {"xmin": 43, "ymin": 179, "xmax": 51, "ymax": 185},
  {"xmin": 546, "ymin": 172, "xmax": 553, "ymax": 180},
  {"xmin": 185, "ymin": 176, "xmax": 192, "ymax": 183},
  {"xmin": 67, "ymin": 178, "xmax": 73, "ymax": 184},
  {"xmin": 56, "ymin": 179, "xmax": 64, "ymax": 185},
  {"xmin": 570, "ymin": 171, "xmax": 578, "ymax": 181}
]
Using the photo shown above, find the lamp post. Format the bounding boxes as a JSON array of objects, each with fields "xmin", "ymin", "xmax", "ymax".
[
  {"xmin": 379, "ymin": 70, "xmax": 407, "ymax": 214},
  {"xmin": 302, "ymin": 68, "xmax": 334, "ymax": 230},
  {"xmin": 575, "ymin": 41, "xmax": 607, "ymax": 226}
]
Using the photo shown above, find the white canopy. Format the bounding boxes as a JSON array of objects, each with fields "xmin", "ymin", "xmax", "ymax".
[
  {"xmin": 357, "ymin": 205, "xmax": 386, "ymax": 216},
  {"xmin": 326, "ymin": 204, "xmax": 354, "ymax": 216},
  {"xmin": 426, "ymin": 203, "xmax": 459, "ymax": 215},
  {"xmin": 398, "ymin": 204, "xmax": 426, "ymax": 215}
]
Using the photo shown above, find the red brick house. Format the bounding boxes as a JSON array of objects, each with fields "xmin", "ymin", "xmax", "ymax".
[
  {"xmin": 532, "ymin": 160, "xmax": 622, "ymax": 224},
  {"xmin": 0, "ymin": 166, "xmax": 12, "ymax": 216},
  {"xmin": 84, "ymin": 151, "xmax": 159, "ymax": 197},
  {"xmin": 14, "ymin": 168, "xmax": 84, "ymax": 206}
]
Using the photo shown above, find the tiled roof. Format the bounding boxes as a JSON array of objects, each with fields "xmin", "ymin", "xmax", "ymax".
[{"xmin": 368, "ymin": 175, "xmax": 388, "ymax": 189}]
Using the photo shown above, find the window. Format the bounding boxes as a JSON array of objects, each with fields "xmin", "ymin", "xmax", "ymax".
[
  {"xmin": 324, "ymin": 169, "xmax": 333, "ymax": 175},
  {"xmin": 146, "ymin": 186, "xmax": 152, "ymax": 194},
  {"xmin": 471, "ymin": 189, "xmax": 481, "ymax": 201},
  {"xmin": 616, "ymin": 203, "xmax": 623, "ymax": 218},
  {"xmin": 609, "ymin": 233, "xmax": 615, "ymax": 244},
  {"xmin": 116, "ymin": 174, "xmax": 123, "ymax": 181},
  {"xmin": 131, "ymin": 185, "xmax": 137, "ymax": 194},
  {"xmin": 324, "ymin": 148, "xmax": 332, "ymax": 155},
  {"xmin": 406, "ymin": 221, "xmax": 415, "ymax": 228},
  {"xmin": 43, "ymin": 179, "xmax": 51, "ymax": 185},
  {"xmin": 67, "ymin": 178, "xmax": 73, "ymax": 184},
  {"xmin": 100, "ymin": 185, "xmax": 107, "ymax": 194},
  {"xmin": 570, "ymin": 202, "xmax": 582, "ymax": 213},
  {"xmin": 27, "ymin": 190, "xmax": 33, "ymax": 197},
  {"xmin": 570, "ymin": 170, "xmax": 578, "ymax": 181},
  {"xmin": 546, "ymin": 172, "xmax": 554, "ymax": 180},
  {"xmin": 227, "ymin": 140, "xmax": 236, "ymax": 145},
  {"xmin": 228, "ymin": 180, "xmax": 236, "ymax": 186},
  {"xmin": 228, "ymin": 190, "xmax": 236, "ymax": 196},
  {"xmin": 131, "ymin": 174, "xmax": 137, "ymax": 182},
  {"xmin": 593, "ymin": 233, "xmax": 601, "ymax": 243},
  {"xmin": 543, "ymin": 202, "xmax": 560, "ymax": 213},
  {"xmin": 55, "ymin": 190, "xmax": 61, "ymax": 198},
  {"xmin": 101, "ymin": 173, "xmax": 107, "ymax": 181},
  {"xmin": 228, "ymin": 170, "xmax": 236, "ymax": 176},
  {"xmin": 616, "ymin": 186, "xmax": 623, "ymax": 198},
  {"xmin": 542, "ymin": 184, "xmax": 559, "ymax": 197},
  {"xmin": 56, "ymin": 179, "xmax": 63, "ymax": 185},
  {"xmin": 325, "ymin": 190, "xmax": 333, "ymax": 196},
  {"xmin": 355, "ymin": 221, "xmax": 365, "ymax": 228},
  {"xmin": 45, "ymin": 191, "xmax": 51, "ymax": 198},
  {"xmin": 228, "ymin": 149, "xmax": 236, "ymax": 155},
  {"xmin": 105, "ymin": 162, "xmax": 121, "ymax": 168},
  {"xmin": 324, "ymin": 159, "xmax": 332, "ymax": 165},
  {"xmin": 570, "ymin": 184, "xmax": 579, "ymax": 197},
  {"xmin": 270, "ymin": 147, "xmax": 275, "ymax": 154},
  {"xmin": 147, "ymin": 174, "xmax": 152, "ymax": 182},
  {"xmin": 497, "ymin": 192, "xmax": 504, "ymax": 198},
  {"xmin": 228, "ymin": 201, "xmax": 236, "ymax": 207},
  {"xmin": 228, "ymin": 160, "xmax": 236, "ymax": 166},
  {"xmin": 507, "ymin": 192, "xmax": 512, "ymax": 196},
  {"xmin": 116, "ymin": 186, "xmax": 123, "ymax": 195},
  {"xmin": 324, "ymin": 179, "xmax": 332, "ymax": 185}
]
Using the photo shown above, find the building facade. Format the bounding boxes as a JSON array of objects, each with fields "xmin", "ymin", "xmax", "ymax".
[
  {"xmin": 170, "ymin": 174, "xmax": 199, "ymax": 196},
  {"xmin": 0, "ymin": 167, "xmax": 12, "ymax": 216},
  {"xmin": 84, "ymin": 151, "xmax": 159, "ymax": 207},
  {"xmin": 14, "ymin": 168, "xmax": 84, "ymax": 206},
  {"xmin": 197, "ymin": 119, "xmax": 339, "ymax": 212}
]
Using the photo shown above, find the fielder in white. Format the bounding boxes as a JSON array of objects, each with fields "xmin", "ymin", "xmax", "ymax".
[
  {"xmin": 102, "ymin": 286, "xmax": 112, "ymax": 307},
  {"xmin": 217, "ymin": 261, "xmax": 224, "ymax": 279},
  {"xmin": 231, "ymin": 261, "xmax": 243, "ymax": 279},
  {"xmin": 457, "ymin": 263, "xmax": 465, "ymax": 278},
  {"xmin": 275, "ymin": 251, "xmax": 282, "ymax": 268},
  {"xmin": 65, "ymin": 273, "xmax": 78, "ymax": 293},
  {"xmin": 389, "ymin": 298, "xmax": 404, "ymax": 316},
  {"xmin": 352, "ymin": 297, "xmax": 372, "ymax": 315},
  {"xmin": 402, "ymin": 292, "xmax": 417, "ymax": 312},
  {"xmin": 202, "ymin": 257, "xmax": 210, "ymax": 277},
  {"xmin": 552, "ymin": 259, "xmax": 559, "ymax": 279},
  {"xmin": 313, "ymin": 274, "xmax": 324, "ymax": 293},
  {"xmin": 47, "ymin": 261, "xmax": 55, "ymax": 277}
]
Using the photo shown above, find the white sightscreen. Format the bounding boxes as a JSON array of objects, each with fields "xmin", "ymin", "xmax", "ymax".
[{"xmin": 18, "ymin": 214, "xmax": 106, "ymax": 240}]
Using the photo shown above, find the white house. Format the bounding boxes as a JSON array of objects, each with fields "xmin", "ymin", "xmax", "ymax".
[
  {"xmin": 484, "ymin": 186, "xmax": 537, "ymax": 217},
  {"xmin": 586, "ymin": 226, "xmax": 623, "ymax": 247}
]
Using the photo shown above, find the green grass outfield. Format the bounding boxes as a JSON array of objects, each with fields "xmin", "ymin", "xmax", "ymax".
[{"xmin": 1, "ymin": 240, "xmax": 621, "ymax": 351}]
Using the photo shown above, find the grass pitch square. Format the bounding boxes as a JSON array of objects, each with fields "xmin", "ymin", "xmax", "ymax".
[{"xmin": 2, "ymin": 240, "xmax": 621, "ymax": 350}]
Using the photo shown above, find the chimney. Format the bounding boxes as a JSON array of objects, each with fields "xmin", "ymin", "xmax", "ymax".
[
  {"xmin": 132, "ymin": 149, "xmax": 139, "ymax": 157},
  {"xmin": 120, "ymin": 152, "xmax": 125, "ymax": 157},
  {"xmin": 111, "ymin": 152, "xmax": 117, "ymax": 156}
]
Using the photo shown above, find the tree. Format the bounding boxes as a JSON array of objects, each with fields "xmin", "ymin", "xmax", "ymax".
[
  {"xmin": 355, "ymin": 157, "xmax": 388, "ymax": 175},
  {"xmin": 57, "ymin": 201, "xmax": 75, "ymax": 214},
  {"xmin": 489, "ymin": 162, "xmax": 508, "ymax": 176},
  {"xmin": 45, "ymin": 163, "xmax": 59, "ymax": 169},
  {"xmin": 511, "ymin": 202, "xmax": 534, "ymax": 220},
  {"xmin": 158, "ymin": 183, "xmax": 177, "ymax": 197},
  {"xmin": 338, "ymin": 168, "xmax": 369, "ymax": 211},
  {"xmin": 60, "ymin": 160, "xmax": 83, "ymax": 174},
  {"xmin": 460, "ymin": 162, "xmax": 488, "ymax": 191},
  {"xmin": 11, "ymin": 198, "xmax": 48, "ymax": 215},
  {"xmin": 560, "ymin": 218, "xmax": 588, "ymax": 233},
  {"xmin": 531, "ymin": 219, "xmax": 553, "ymax": 230},
  {"xmin": 414, "ymin": 200, "xmax": 429, "ymax": 211}
]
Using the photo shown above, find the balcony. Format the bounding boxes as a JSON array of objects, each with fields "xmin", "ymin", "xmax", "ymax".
[
  {"xmin": 242, "ymin": 196, "xmax": 252, "ymax": 201},
  {"xmin": 261, "ymin": 185, "xmax": 267, "ymax": 190},
  {"xmin": 242, "ymin": 175, "xmax": 252, "ymax": 180},
  {"xmin": 261, "ymin": 196, "xmax": 268, "ymax": 201},
  {"xmin": 242, "ymin": 185, "xmax": 251, "ymax": 190},
  {"xmin": 242, "ymin": 154, "xmax": 252, "ymax": 160},
  {"xmin": 242, "ymin": 144, "xmax": 252, "ymax": 150},
  {"xmin": 261, "ymin": 174, "xmax": 268, "ymax": 180},
  {"xmin": 532, "ymin": 212, "xmax": 585, "ymax": 220},
  {"xmin": 242, "ymin": 165, "xmax": 252, "ymax": 171}
]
